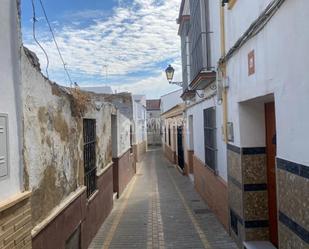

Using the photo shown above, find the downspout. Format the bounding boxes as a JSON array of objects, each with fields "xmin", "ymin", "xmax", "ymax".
[{"xmin": 220, "ymin": 2, "xmax": 228, "ymax": 143}]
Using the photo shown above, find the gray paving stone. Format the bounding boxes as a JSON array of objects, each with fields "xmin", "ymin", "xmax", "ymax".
[{"xmin": 88, "ymin": 148, "xmax": 237, "ymax": 249}]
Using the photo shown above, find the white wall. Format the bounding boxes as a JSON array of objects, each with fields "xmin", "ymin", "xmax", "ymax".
[
  {"xmin": 133, "ymin": 100, "xmax": 147, "ymax": 144},
  {"xmin": 225, "ymin": 0, "xmax": 272, "ymax": 51},
  {"xmin": 226, "ymin": 0, "xmax": 309, "ymax": 166},
  {"xmin": 186, "ymin": 98, "xmax": 228, "ymax": 181},
  {"xmin": 117, "ymin": 111, "xmax": 131, "ymax": 157},
  {"xmin": 208, "ymin": 0, "xmax": 222, "ymax": 68},
  {"xmin": 0, "ymin": 0, "xmax": 22, "ymax": 199},
  {"xmin": 160, "ymin": 89, "xmax": 183, "ymax": 114}
]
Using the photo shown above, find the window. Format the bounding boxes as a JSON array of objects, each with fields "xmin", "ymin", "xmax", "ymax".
[
  {"xmin": 203, "ymin": 107, "xmax": 217, "ymax": 170},
  {"xmin": 83, "ymin": 119, "xmax": 97, "ymax": 198},
  {"xmin": 0, "ymin": 114, "xmax": 8, "ymax": 178}
]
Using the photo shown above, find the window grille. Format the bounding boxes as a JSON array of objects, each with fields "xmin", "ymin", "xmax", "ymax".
[
  {"xmin": 83, "ymin": 119, "xmax": 97, "ymax": 198},
  {"xmin": 203, "ymin": 107, "xmax": 217, "ymax": 170}
]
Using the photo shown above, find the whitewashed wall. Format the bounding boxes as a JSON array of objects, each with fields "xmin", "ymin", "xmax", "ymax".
[
  {"xmin": 117, "ymin": 111, "xmax": 131, "ymax": 157},
  {"xmin": 160, "ymin": 89, "xmax": 183, "ymax": 114},
  {"xmin": 225, "ymin": 0, "xmax": 272, "ymax": 51},
  {"xmin": 0, "ymin": 0, "xmax": 22, "ymax": 199},
  {"xmin": 226, "ymin": 0, "xmax": 309, "ymax": 166},
  {"xmin": 133, "ymin": 100, "xmax": 147, "ymax": 144},
  {"xmin": 186, "ymin": 99, "xmax": 227, "ymax": 181}
]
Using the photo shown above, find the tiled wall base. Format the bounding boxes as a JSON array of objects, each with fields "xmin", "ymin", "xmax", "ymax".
[
  {"xmin": 277, "ymin": 158, "xmax": 309, "ymax": 248},
  {"xmin": 228, "ymin": 145, "xmax": 309, "ymax": 248},
  {"xmin": 227, "ymin": 145, "xmax": 269, "ymax": 247}
]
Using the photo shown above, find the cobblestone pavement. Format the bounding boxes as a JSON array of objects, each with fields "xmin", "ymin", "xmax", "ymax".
[{"xmin": 89, "ymin": 147, "xmax": 237, "ymax": 249}]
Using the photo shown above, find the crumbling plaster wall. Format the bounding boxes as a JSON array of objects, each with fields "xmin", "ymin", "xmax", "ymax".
[
  {"xmin": 21, "ymin": 48, "xmax": 116, "ymax": 226},
  {"xmin": 117, "ymin": 111, "xmax": 131, "ymax": 157}
]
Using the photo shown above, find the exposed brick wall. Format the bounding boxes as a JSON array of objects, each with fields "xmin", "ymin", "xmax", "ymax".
[
  {"xmin": 193, "ymin": 155, "xmax": 229, "ymax": 230},
  {"xmin": 0, "ymin": 196, "xmax": 32, "ymax": 249},
  {"xmin": 163, "ymin": 144, "xmax": 176, "ymax": 164}
]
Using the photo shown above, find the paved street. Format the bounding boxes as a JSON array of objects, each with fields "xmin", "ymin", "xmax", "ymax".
[{"xmin": 89, "ymin": 147, "xmax": 237, "ymax": 249}]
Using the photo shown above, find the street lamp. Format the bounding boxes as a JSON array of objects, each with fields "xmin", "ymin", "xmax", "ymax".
[{"xmin": 165, "ymin": 65, "xmax": 183, "ymax": 87}]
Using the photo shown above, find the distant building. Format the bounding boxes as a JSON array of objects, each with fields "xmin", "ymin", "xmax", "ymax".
[
  {"xmin": 81, "ymin": 86, "xmax": 113, "ymax": 94},
  {"xmin": 146, "ymin": 99, "xmax": 161, "ymax": 146}
]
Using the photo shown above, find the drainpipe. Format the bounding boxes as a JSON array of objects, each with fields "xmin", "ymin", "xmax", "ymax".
[{"xmin": 220, "ymin": 2, "xmax": 228, "ymax": 143}]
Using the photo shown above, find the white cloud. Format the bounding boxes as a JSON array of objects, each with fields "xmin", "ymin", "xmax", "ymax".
[{"xmin": 24, "ymin": 0, "xmax": 182, "ymax": 98}]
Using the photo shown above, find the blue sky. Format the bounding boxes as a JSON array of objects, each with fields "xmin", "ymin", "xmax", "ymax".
[{"xmin": 21, "ymin": 0, "xmax": 182, "ymax": 98}]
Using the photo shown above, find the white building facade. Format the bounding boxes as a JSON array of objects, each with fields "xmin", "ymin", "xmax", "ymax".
[
  {"xmin": 222, "ymin": 0, "xmax": 309, "ymax": 248},
  {"xmin": 176, "ymin": 0, "xmax": 309, "ymax": 248},
  {"xmin": 0, "ymin": 1, "xmax": 32, "ymax": 248}
]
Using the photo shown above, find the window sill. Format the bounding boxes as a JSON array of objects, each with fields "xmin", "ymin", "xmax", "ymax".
[{"xmin": 87, "ymin": 190, "xmax": 99, "ymax": 204}]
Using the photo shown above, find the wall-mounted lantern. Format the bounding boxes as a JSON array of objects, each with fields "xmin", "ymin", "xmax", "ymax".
[{"xmin": 165, "ymin": 65, "xmax": 183, "ymax": 87}]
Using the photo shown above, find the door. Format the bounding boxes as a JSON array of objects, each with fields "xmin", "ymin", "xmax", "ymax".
[
  {"xmin": 177, "ymin": 126, "xmax": 184, "ymax": 170},
  {"xmin": 265, "ymin": 102, "xmax": 278, "ymax": 247}
]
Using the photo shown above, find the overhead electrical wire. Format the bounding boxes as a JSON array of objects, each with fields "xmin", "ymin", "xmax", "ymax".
[
  {"xmin": 38, "ymin": 0, "xmax": 74, "ymax": 87},
  {"xmin": 31, "ymin": 0, "xmax": 49, "ymax": 78},
  {"xmin": 220, "ymin": 0, "xmax": 286, "ymax": 64}
]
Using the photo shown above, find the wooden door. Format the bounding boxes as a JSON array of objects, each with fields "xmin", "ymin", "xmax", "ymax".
[{"xmin": 265, "ymin": 102, "xmax": 278, "ymax": 247}]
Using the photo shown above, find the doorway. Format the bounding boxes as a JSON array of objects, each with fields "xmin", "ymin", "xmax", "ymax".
[
  {"xmin": 177, "ymin": 126, "xmax": 184, "ymax": 170},
  {"xmin": 265, "ymin": 102, "xmax": 278, "ymax": 247}
]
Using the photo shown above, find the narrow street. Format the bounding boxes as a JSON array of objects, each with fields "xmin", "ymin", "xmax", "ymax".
[{"xmin": 89, "ymin": 148, "xmax": 237, "ymax": 249}]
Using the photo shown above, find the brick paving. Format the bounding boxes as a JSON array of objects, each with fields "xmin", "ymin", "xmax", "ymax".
[{"xmin": 89, "ymin": 147, "xmax": 237, "ymax": 249}]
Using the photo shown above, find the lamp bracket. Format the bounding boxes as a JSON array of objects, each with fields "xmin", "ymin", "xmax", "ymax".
[{"xmin": 169, "ymin": 81, "xmax": 184, "ymax": 87}]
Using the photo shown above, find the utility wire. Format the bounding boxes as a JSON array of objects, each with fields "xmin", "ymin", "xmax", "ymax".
[
  {"xmin": 31, "ymin": 0, "xmax": 49, "ymax": 78},
  {"xmin": 220, "ymin": 0, "xmax": 285, "ymax": 64},
  {"xmin": 37, "ymin": 0, "xmax": 74, "ymax": 87}
]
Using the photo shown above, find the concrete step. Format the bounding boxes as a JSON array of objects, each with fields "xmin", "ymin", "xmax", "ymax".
[{"xmin": 243, "ymin": 241, "xmax": 277, "ymax": 249}]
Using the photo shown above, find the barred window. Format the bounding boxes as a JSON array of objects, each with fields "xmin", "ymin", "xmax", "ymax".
[
  {"xmin": 203, "ymin": 107, "xmax": 217, "ymax": 170},
  {"xmin": 83, "ymin": 119, "xmax": 97, "ymax": 198}
]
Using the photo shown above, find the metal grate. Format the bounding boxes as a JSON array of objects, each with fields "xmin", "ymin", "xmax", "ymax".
[
  {"xmin": 203, "ymin": 107, "xmax": 217, "ymax": 171},
  {"xmin": 83, "ymin": 119, "xmax": 97, "ymax": 198}
]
